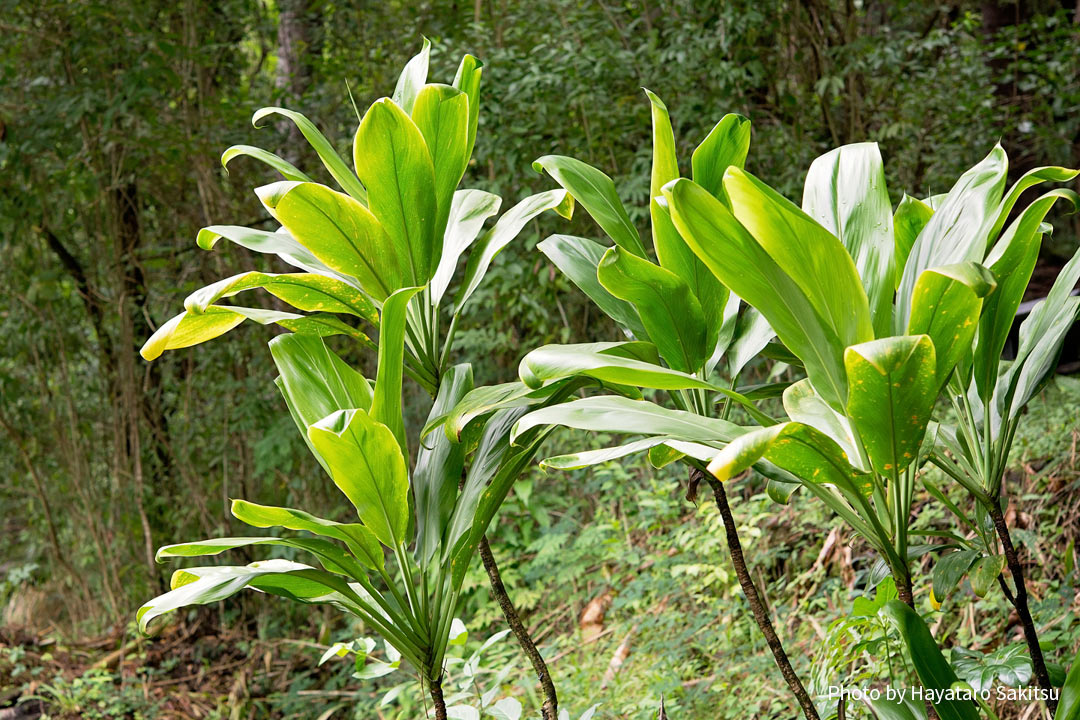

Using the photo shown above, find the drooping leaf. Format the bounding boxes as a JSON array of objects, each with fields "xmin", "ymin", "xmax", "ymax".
[
  {"xmin": 185, "ymin": 271, "xmax": 377, "ymax": 325},
  {"xmin": 353, "ymin": 98, "xmax": 438, "ymax": 285},
  {"xmin": 455, "ymin": 189, "xmax": 573, "ymax": 309},
  {"xmin": 221, "ymin": 144, "xmax": 314, "ymax": 183},
  {"xmin": 932, "ymin": 549, "xmax": 978, "ymax": 601},
  {"xmin": 156, "ymin": 536, "xmax": 369, "ymax": 579},
  {"xmin": 896, "ymin": 145, "xmax": 1008, "ymax": 327},
  {"xmin": 195, "ymin": 225, "xmax": 347, "ymax": 281},
  {"xmin": 969, "ymin": 555, "xmax": 1005, "ymax": 597},
  {"xmin": 140, "ymin": 306, "xmax": 364, "ymax": 361},
  {"xmin": 252, "ymin": 107, "xmax": 367, "ymax": 202},
  {"xmin": 844, "ymin": 336, "xmax": 937, "ymax": 476},
  {"xmin": 596, "ymin": 246, "xmax": 708, "ymax": 372},
  {"xmin": 438, "ymin": 377, "xmax": 587, "ymax": 441},
  {"xmin": 431, "ymin": 189, "xmax": 501, "ymax": 305},
  {"xmin": 308, "ymin": 409, "xmax": 410, "ymax": 549},
  {"xmin": 268, "ymin": 182, "xmax": 401, "ymax": 302},
  {"xmin": 782, "ymin": 379, "xmax": 863, "ymax": 470},
  {"xmin": 414, "ymin": 364, "xmax": 473, "ymax": 567},
  {"xmin": 412, "ymin": 84, "xmax": 470, "ymax": 247},
  {"xmin": 537, "ymin": 234, "xmax": 649, "ymax": 339},
  {"xmin": 803, "ymin": 143, "xmax": 895, "ymax": 336},
  {"xmin": 533, "ymin": 155, "xmax": 646, "ymax": 258}
]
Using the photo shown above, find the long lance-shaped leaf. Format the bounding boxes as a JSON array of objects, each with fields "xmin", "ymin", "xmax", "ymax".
[
  {"xmin": 596, "ymin": 246, "xmax": 708, "ymax": 373},
  {"xmin": 185, "ymin": 271, "xmax": 377, "ymax": 325},
  {"xmin": 195, "ymin": 226, "xmax": 351, "ymax": 283},
  {"xmin": 231, "ymin": 499, "xmax": 385, "ymax": 570},
  {"xmin": 354, "ymin": 98, "xmax": 438, "ymax": 285},
  {"xmin": 270, "ymin": 332, "xmax": 373, "ymax": 423},
  {"xmin": 540, "ymin": 436, "xmax": 680, "ymax": 471},
  {"xmin": 691, "ymin": 113, "xmax": 751, "ymax": 202},
  {"xmin": 893, "ymin": 194, "xmax": 933, "ymax": 289},
  {"xmin": 392, "ymin": 37, "xmax": 430, "ymax": 115},
  {"xmin": 706, "ymin": 421, "xmax": 876, "ymax": 540},
  {"xmin": 644, "ymin": 90, "xmax": 727, "ymax": 352},
  {"xmin": 844, "ymin": 336, "xmax": 936, "ymax": 476},
  {"xmin": 371, "ymin": 286, "xmax": 422, "ymax": 455},
  {"xmin": 906, "ymin": 262, "xmax": 995, "ymax": 391},
  {"xmin": 974, "ymin": 188, "xmax": 1080, "ymax": 400},
  {"xmin": 415, "ymin": 364, "xmax": 473, "ymax": 567},
  {"xmin": 532, "ymin": 155, "xmax": 646, "ymax": 258},
  {"xmin": 725, "ymin": 166, "xmax": 874, "ymax": 349},
  {"xmin": 431, "ymin": 189, "xmax": 501, "ymax": 306},
  {"xmin": 252, "ymin": 108, "xmax": 367, "ymax": 202},
  {"xmin": 140, "ymin": 306, "xmax": 365, "ymax": 361},
  {"xmin": 537, "ymin": 234, "xmax": 649, "ymax": 339},
  {"xmin": 896, "ymin": 145, "xmax": 1008, "ymax": 330},
  {"xmin": 262, "ymin": 182, "xmax": 402, "ymax": 302},
  {"xmin": 221, "ymin": 145, "xmax": 315, "ymax": 183},
  {"xmin": 413, "ymin": 84, "xmax": 470, "ymax": 249},
  {"xmin": 664, "ymin": 177, "xmax": 849, "ymax": 409},
  {"xmin": 454, "ymin": 189, "xmax": 574, "ymax": 309},
  {"xmin": 983, "ymin": 165, "xmax": 1079, "ymax": 244},
  {"xmin": 308, "ymin": 409, "xmax": 409, "ymax": 549},
  {"xmin": 803, "ymin": 142, "xmax": 895, "ymax": 336},
  {"xmin": 726, "ymin": 303, "xmax": 775, "ymax": 378},
  {"xmin": 512, "ymin": 396, "xmax": 742, "ymax": 445},
  {"xmin": 436, "ymin": 377, "xmax": 590, "ymax": 442},
  {"xmin": 157, "ymin": 536, "xmax": 370, "ymax": 579},
  {"xmin": 783, "ymin": 379, "xmax": 863, "ymax": 471},
  {"xmin": 882, "ymin": 600, "xmax": 981, "ymax": 720},
  {"xmin": 1058, "ymin": 644, "xmax": 1080, "ymax": 720},
  {"xmin": 452, "ymin": 54, "xmax": 483, "ymax": 161}
]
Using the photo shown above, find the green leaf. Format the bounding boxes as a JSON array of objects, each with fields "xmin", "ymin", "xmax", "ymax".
[
  {"xmin": 140, "ymin": 306, "xmax": 364, "ymax": 361},
  {"xmin": 270, "ymin": 332, "xmax": 373, "ymax": 426},
  {"xmin": 221, "ymin": 144, "xmax": 314, "ymax": 183},
  {"xmin": 664, "ymin": 178, "xmax": 849, "ymax": 409},
  {"xmin": 882, "ymin": 600, "xmax": 981, "ymax": 720},
  {"xmin": 455, "ymin": 189, "xmax": 573, "ymax": 309},
  {"xmin": 932, "ymin": 549, "xmax": 978, "ymax": 601},
  {"xmin": 185, "ymin": 271, "xmax": 377, "ymax": 325},
  {"xmin": 195, "ymin": 225, "xmax": 345, "ymax": 280},
  {"xmin": 519, "ymin": 341, "xmax": 714, "ymax": 390},
  {"xmin": 984, "ymin": 165, "xmax": 1079, "ymax": 243},
  {"xmin": 969, "ymin": 555, "xmax": 1005, "ymax": 597},
  {"xmin": 974, "ymin": 189, "xmax": 1080, "ymax": 400},
  {"xmin": 596, "ymin": 247, "xmax": 707, "ymax": 372},
  {"xmin": 896, "ymin": 145, "xmax": 1008, "ymax": 327},
  {"xmin": 893, "ymin": 195, "xmax": 933, "ymax": 289},
  {"xmin": 1057, "ymin": 645, "xmax": 1080, "ymax": 720},
  {"xmin": 725, "ymin": 166, "xmax": 874, "ymax": 350},
  {"xmin": 392, "ymin": 38, "xmax": 430, "ymax": 115},
  {"xmin": 513, "ymin": 396, "xmax": 742, "ymax": 445},
  {"xmin": 726, "ymin": 304, "xmax": 775, "ymax": 379},
  {"xmin": 707, "ymin": 422, "xmax": 860, "ymax": 490},
  {"xmin": 532, "ymin": 155, "xmax": 646, "ymax": 258},
  {"xmin": 414, "ymin": 364, "xmax": 473, "ymax": 567},
  {"xmin": 803, "ymin": 143, "xmax": 895, "ymax": 336},
  {"xmin": 451, "ymin": 54, "xmax": 483, "ymax": 161},
  {"xmin": 782, "ymin": 379, "xmax": 862, "ymax": 470},
  {"xmin": 412, "ymin": 84, "xmax": 470, "ymax": 248},
  {"xmin": 951, "ymin": 645, "xmax": 1031, "ymax": 693},
  {"xmin": 844, "ymin": 336, "xmax": 936, "ymax": 476},
  {"xmin": 431, "ymin": 189, "xmax": 501, "ymax": 305},
  {"xmin": 691, "ymin": 113, "xmax": 751, "ymax": 202},
  {"xmin": 540, "ymin": 437, "xmax": 675, "ymax": 470},
  {"xmin": 537, "ymin": 234, "xmax": 649, "ymax": 339},
  {"xmin": 308, "ymin": 409, "xmax": 409, "ymax": 549},
  {"xmin": 439, "ymin": 378, "xmax": 587, "ymax": 441},
  {"xmin": 905, "ymin": 262, "xmax": 995, "ymax": 390},
  {"xmin": 230, "ymin": 500, "xmax": 384, "ymax": 570},
  {"xmin": 371, "ymin": 287, "xmax": 423, "ymax": 456},
  {"xmin": 353, "ymin": 98, "xmax": 438, "ymax": 285},
  {"xmin": 267, "ymin": 182, "xmax": 402, "ymax": 302},
  {"xmin": 252, "ymin": 107, "xmax": 367, "ymax": 202},
  {"xmin": 156, "ymin": 536, "xmax": 369, "ymax": 579}
]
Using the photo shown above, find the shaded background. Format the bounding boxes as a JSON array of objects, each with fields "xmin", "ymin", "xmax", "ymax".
[{"xmin": 2, "ymin": 1, "xmax": 1079, "ymax": 718}]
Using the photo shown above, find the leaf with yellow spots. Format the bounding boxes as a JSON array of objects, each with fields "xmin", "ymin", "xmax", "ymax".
[
  {"xmin": 844, "ymin": 336, "xmax": 936, "ymax": 476},
  {"xmin": 185, "ymin": 271, "xmax": 378, "ymax": 326},
  {"xmin": 906, "ymin": 262, "xmax": 994, "ymax": 390}
]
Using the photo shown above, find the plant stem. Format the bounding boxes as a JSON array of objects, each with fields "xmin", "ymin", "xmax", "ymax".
[
  {"xmin": 479, "ymin": 535, "xmax": 558, "ymax": 720},
  {"xmin": 987, "ymin": 499, "xmax": 1057, "ymax": 714},
  {"xmin": 430, "ymin": 675, "xmax": 447, "ymax": 720},
  {"xmin": 700, "ymin": 470, "xmax": 820, "ymax": 720}
]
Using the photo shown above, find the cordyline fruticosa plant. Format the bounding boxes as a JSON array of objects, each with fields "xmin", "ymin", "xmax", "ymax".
[
  {"xmin": 470, "ymin": 90, "xmax": 822, "ymax": 720},
  {"xmin": 662, "ymin": 144, "xmax": 1078, "ymax": 712},
  {"xmin": 136, "ymin": 42, "xmax": 574, "ymax": 718}
]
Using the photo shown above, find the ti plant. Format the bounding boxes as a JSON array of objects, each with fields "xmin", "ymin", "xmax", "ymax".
[
  {"xmin": 136, "ymin": 42, "xmax": 573, "ymax": 718},
  {"xmin": 498, "ymin": 90, "xmax": 821, "ymax": 720},
  {"xmin": 917, "ymin": 153, "xmax": 1079, "ymax": 710},
  {"xmin": 664, "ymin": 143, "xmax": 1077, "ymax": 711}
]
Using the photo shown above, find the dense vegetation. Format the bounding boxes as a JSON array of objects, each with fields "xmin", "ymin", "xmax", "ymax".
[{"xmin": 2, "ymin": 1, "xmax": 1080, "ymax": 719}]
